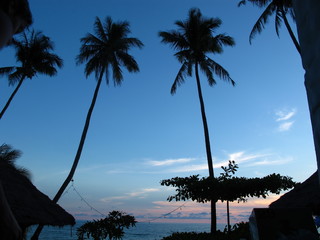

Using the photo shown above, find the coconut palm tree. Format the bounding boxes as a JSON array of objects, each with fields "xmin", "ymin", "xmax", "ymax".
[
  {"xmin": 238, "ymin": 0, "xmax": 301, "ymax": 54},
  {"xmin": 31, "ymin": 16, "xmax": 143, "ymax": 239},
  {"xmin": 159, "ymin": 8, "xmax": 235, "ymax": 233},
  {"xmin": 0, "ymin": 30, "xmax": 63, "ymax": 119}
]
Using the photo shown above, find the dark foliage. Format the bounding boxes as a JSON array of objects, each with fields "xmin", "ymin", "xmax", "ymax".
[
  {"xmin": 161, "ymin": 222, "xmax": 250, "ymax": 240},
  {"xmin": 161, "ymin": 173, "xmax": 295, "ymax": 203},
  {"xmin": 77, "ymin": 211, "xmax": 136, "ymax": 240}
]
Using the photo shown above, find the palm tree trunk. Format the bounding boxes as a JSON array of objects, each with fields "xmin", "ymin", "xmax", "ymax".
[
  {"xmin": 227, "ymin": 200, "xmax": 231, "ymax": 233},
  {"xmin": 31, "ymin": 73, "xmax": 104, "ymax": 240},
  {"xmin": 195, "ymin": 62, "xmax": 216, "ymax": 233},
  {"xmin": 281, "ymin": 8, "xmax": 301, "ymax": 55},
  {"xmin": 0, "ymin": 75, "xmax": 26, "ymax": 119}
]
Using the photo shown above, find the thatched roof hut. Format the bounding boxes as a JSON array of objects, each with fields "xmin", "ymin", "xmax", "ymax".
[
  {"xmin": 0, "ymin": 144, "xmax": 75, "ymax": 229},
  {"xmin": 269, "ymin": 171, "xmax": 320, "ymax": 215}
]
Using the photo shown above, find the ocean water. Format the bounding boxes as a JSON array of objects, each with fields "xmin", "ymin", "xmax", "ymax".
[{"xmin": 25, "ymin": 221, "xmax": 225, "ymax": 240}]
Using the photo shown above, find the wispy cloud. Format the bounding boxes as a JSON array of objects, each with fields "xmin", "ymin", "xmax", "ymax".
[
  {"xmin": 278, "ymin": 121, "xmax": 294, "ymax": 132},
  {"xmin": 275, "ymin": 108, "xmax": 297, "ymax": 132},
  {"xmin": 221, "ymin": 151, "xmax": 292, "ymax": 168},
  {"xmin": 275, "ymin": 109, "xmax": 296, "ymax": 122},
  {"xmin": 169, "ymin": 163, "xmax": 208, "ymax": 173},
  {"xmin": 100, "ymin": 188, "xmax": 160, "ymax": 203},
  {"xmin": 247, "ymin": 156, "xmax": 293, "ymax": 166},
  {"xmin": 147, "ymin": 158, "xmax": 195, "ymax": 166},
  {"xmin": 226, "ymin": 151, "xmax": 270, "ymax": 164}
]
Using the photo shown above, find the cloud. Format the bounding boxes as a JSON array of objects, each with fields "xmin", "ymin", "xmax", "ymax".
[
  {"xmin": 219, "ymin": 151, "xmax": 293, "ymax": 168},
  {"xmin": 274, "ymin": 108, "xmax": 296, "ymax": 132},
  {"xmin": 169, "ymin": 163, "xmax": 208, "ymax": 173},
  {"xmin": 278, "ymin": 121, "xmax": 294, "ymax": 132},
  {"xmin": 247, "ymin": 156, "xmax": 293, "ymax": 166},
  {"xmin": 147, "ymin": 158, "xmax": 195, "ymax": 166},
  {"xmin": 275, "ymin": 109, "xmax": 296, "ymax": 121},
  {"xmin": 100, "ymin": 188, "xmax": 160, "ymax": 203},
  {"xmin": 226, "ymin": 151, "xmax": 270, "ymax": 164}
]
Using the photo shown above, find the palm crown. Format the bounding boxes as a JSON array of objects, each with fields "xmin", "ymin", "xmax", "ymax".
[
  {"xmin": 238, "ymin": 0, "xmax": 297, "ymax": 45},
  {"xmin": 76, "ymin": 16, "xmax": 143, "ymax": 84},
  {"xmin": 0, "ymin": 30, "xmax": 63, "ymax": 119},
  {"xmin": 1, "ymin": 30, "xmax": 63, "ymax": 85},
  {"xmin": 159, "ymin": 8, "xmax": 235, "ymax": 94}
]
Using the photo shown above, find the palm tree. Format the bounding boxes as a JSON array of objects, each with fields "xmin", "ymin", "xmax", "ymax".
[
  {"xmin": 159, "ymin": 8, "xmax": 235, "ymax": 233},
  {"xmin": 0, "ymin": 30, "xmax": 63, "ymax": 119},
  {"xmin": 31, "ymin": 16, "xmax": 143, "ymax": 240},
  {"xmin": 238, "ymin": 0, "xmax": 301, "ymax": 54}
]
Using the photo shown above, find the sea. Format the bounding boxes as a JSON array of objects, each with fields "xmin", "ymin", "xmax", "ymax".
[{"xmin": 25, "ymin": 221, "xmax": 226, "ymax": 240}]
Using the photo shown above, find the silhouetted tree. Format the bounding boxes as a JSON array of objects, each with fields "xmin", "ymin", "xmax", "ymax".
[
  {"xmin": 159, "ymin": 8, "xmax": 235, "ymax": 233},
  {"xmin": 31, "ymin": 16, "xmax": 143, "ymax": 239},
  {"xmin": 77, "ymin": 211, "xmax": 136, "ymax": 240},
  {"xmin": 161, "ymin": 171, "xmax": 295, "ymax": 233},
  {"xmin": 0, "ymin": 30, "xmax": 63, "ymax": 119},
  {"xmin": 238, "ymin": 0, "xmax": 301, "ymax": 54}
]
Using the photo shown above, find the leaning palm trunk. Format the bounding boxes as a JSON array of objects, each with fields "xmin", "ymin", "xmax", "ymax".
[
  {"xmin": 293, "ymin": 0, "xmax": 320, "ymax": 183},
  {"xmin": 280, "ymin": 8, "xmax": 301, "ymax": 55},
  {"xmin": 195, "ymin": 63, "xmax": 216, "ymax": 233},
  {"xmin": 0, "ymin": 75, "xmax": 26, "ymax": 119},
  {"xmin": 31, "ymin": 73, "xmax": 103, "ymax": 240}
]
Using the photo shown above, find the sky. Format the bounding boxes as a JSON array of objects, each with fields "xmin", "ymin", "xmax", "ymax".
[{"xmin": 0, "ymin": 0, "xmax": 317, "ymax": 225}]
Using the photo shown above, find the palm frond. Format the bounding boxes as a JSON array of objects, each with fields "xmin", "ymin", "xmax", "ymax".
[
  {"xmin": 116, "ymin": 51, "xmax": 140, "ymax": 73},
  {"xmin": 249, "ymin": 2, "xmax": 276, "ymax": 44},
  {"xmin": 159, "ymin": 31, "xmax": 188, "ymax": 51},
  {"xmin": 199, "ymin": 61, "xmax": 216, "ymax": 86},
  {"xmin": 206, "ymin": 57, "xmax": 235, "ymax": 86},
  {"xmin": 94, "ymin": 17, "xmax": 107, "ymax": 42},
  {"xmin": 275, "ymin": 9, "xmax": 283, "ymax": 37},
  {"xmin": 238, "ymin": 0, "xmax": 247, "ymax": 7},
  {"xmin": 174, "ymin": 50, "xmax": 192, "ymax": 64},
  {"xmin": 8, "ymin": 68, "xmax": 24, "ymax": 86},
  {"xmin": 210, "ymin": 34, "xmax": 235, "ymax": 54},
  {"xmin": 0, "ymin": 67, "xmax": 15, "ymax": 77},
  {"xmin": 111, "ymin": 55, "xmax": 123, "ymax": 85},
  {"xmin": 121, "ymin": 37, "xmax": 144, "ymax": 49},
  {"xmin": 171, "ymin": 61, "xmax": 189, "ymax": 95}
]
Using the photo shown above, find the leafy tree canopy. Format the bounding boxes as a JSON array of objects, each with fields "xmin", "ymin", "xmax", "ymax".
[
  {"xmin": 77, "ymin": 211, "xmax": 136, "ymax": 240},
  {"xmin": 161, "ymin": 171, "xmax": 296, "ymax": 203}
]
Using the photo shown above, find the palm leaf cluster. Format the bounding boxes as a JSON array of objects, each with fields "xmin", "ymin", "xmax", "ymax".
[
  {"xmin": 76, "ymin": 17, "xmax": 143, "ymax": 85},
  {"xmin": 1, "ymin": 30, "xmax": 63, "ymax": 85},
  {"xmin": 159, "ymin": 8, "xmax": 235, "ymax": 94},
  {"xmin": 0, "ymin": 30, "xmax": 63, "ymax": 119},
  {"xmin": 239, "ymin": 0, "xmax": 294, "ymax": 41},
  {"xmin": 238, "ymin": 0, "xmax": 300, "ymax": 54}
]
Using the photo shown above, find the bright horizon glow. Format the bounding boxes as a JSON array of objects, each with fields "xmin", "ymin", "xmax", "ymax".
[{"xmin": 0, "ymin": 0, "xmax": 316, "ymax": 226}]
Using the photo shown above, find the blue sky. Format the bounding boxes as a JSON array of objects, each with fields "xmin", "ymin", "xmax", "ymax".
[{"xmin": 0, "ymin": 0, "xmax": 316, "ymax": 224}]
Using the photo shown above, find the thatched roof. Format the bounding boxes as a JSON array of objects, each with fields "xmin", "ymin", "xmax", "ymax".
[
  {"xmin": 269, "ymin": 171, "xmax": 320, "ymax": 215},
  {"xmin": 0, "ymin": 145, "xmax": 75, "ymax": 228}
]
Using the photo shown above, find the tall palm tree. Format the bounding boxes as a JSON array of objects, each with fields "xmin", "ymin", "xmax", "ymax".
[
  {"xmin": 31, "ymin": 16, "xmax": 143, "ymax": 240},
  {"xmin": 0, "ymin": 30, "xmax": 63, "ymax": 119},
  {"xmin": 159, "ymin": 8, "xmax": 235, "ymax": 233},
  {"xmin": 238, "ymin": 0, "xmax": 301, "ymax": 54}
]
